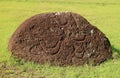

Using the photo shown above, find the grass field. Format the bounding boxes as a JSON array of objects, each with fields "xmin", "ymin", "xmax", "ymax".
[{"xmin": 0, "ymin": 0, "xmax": 120, "ymax": 78}]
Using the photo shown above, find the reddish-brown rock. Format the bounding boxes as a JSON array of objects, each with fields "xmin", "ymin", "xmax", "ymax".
[{"xmin": 8, "ymin": 12, "xmax": 112, "ymax": 66}]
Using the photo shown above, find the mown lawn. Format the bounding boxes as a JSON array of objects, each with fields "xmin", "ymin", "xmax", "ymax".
[{"xmin": 0, "ymin": 0, "xmax": 120, "ymax": 78}]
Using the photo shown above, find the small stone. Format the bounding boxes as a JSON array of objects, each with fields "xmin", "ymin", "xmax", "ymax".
[
  {"xmin": 55, "ymin": 12, "xmax": 61, "ymax": 15},
  {"xmin": 90, "ymin": 29, "xmax": 94, "ymax": 35}
]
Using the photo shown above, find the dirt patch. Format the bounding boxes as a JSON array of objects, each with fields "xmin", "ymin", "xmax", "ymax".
[{"xmin": 8, "ymin": 12, "xmax": 112, "ymax": 66}]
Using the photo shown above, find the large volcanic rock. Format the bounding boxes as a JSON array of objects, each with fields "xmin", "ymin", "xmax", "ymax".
[{"xmin": 8, "ymin": 12, "xmax": 112, "ymax": 66}]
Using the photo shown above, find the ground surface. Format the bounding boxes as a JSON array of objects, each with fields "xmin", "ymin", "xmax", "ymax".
[{"xmin": 0, "ymin": 0, "xmax": 120, "ymax": 78}]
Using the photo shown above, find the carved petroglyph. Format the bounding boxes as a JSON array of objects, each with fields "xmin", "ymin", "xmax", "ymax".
[{"xmin": 8, "ymin": 12, "xmax": 112, "ymax": 66}]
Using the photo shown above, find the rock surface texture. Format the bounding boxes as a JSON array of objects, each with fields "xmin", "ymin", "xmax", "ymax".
[{"xmin": 8, "ymin": 12, "xmax": 112, "ymax": 66}]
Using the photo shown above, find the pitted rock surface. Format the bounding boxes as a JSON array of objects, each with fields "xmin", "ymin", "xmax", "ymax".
[{"xmin": 8, "ymin": 12, "xmax": 112, "ymax": 66}]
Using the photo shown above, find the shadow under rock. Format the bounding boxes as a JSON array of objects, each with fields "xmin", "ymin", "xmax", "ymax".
[{"xmin": 112, "ymin": 45, "xmax": 120, "ymax": 58}]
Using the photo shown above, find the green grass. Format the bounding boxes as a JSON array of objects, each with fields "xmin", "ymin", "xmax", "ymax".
[{"xmin": 0, "ymin": 0, "xmax": 120, "ymax": 78}]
